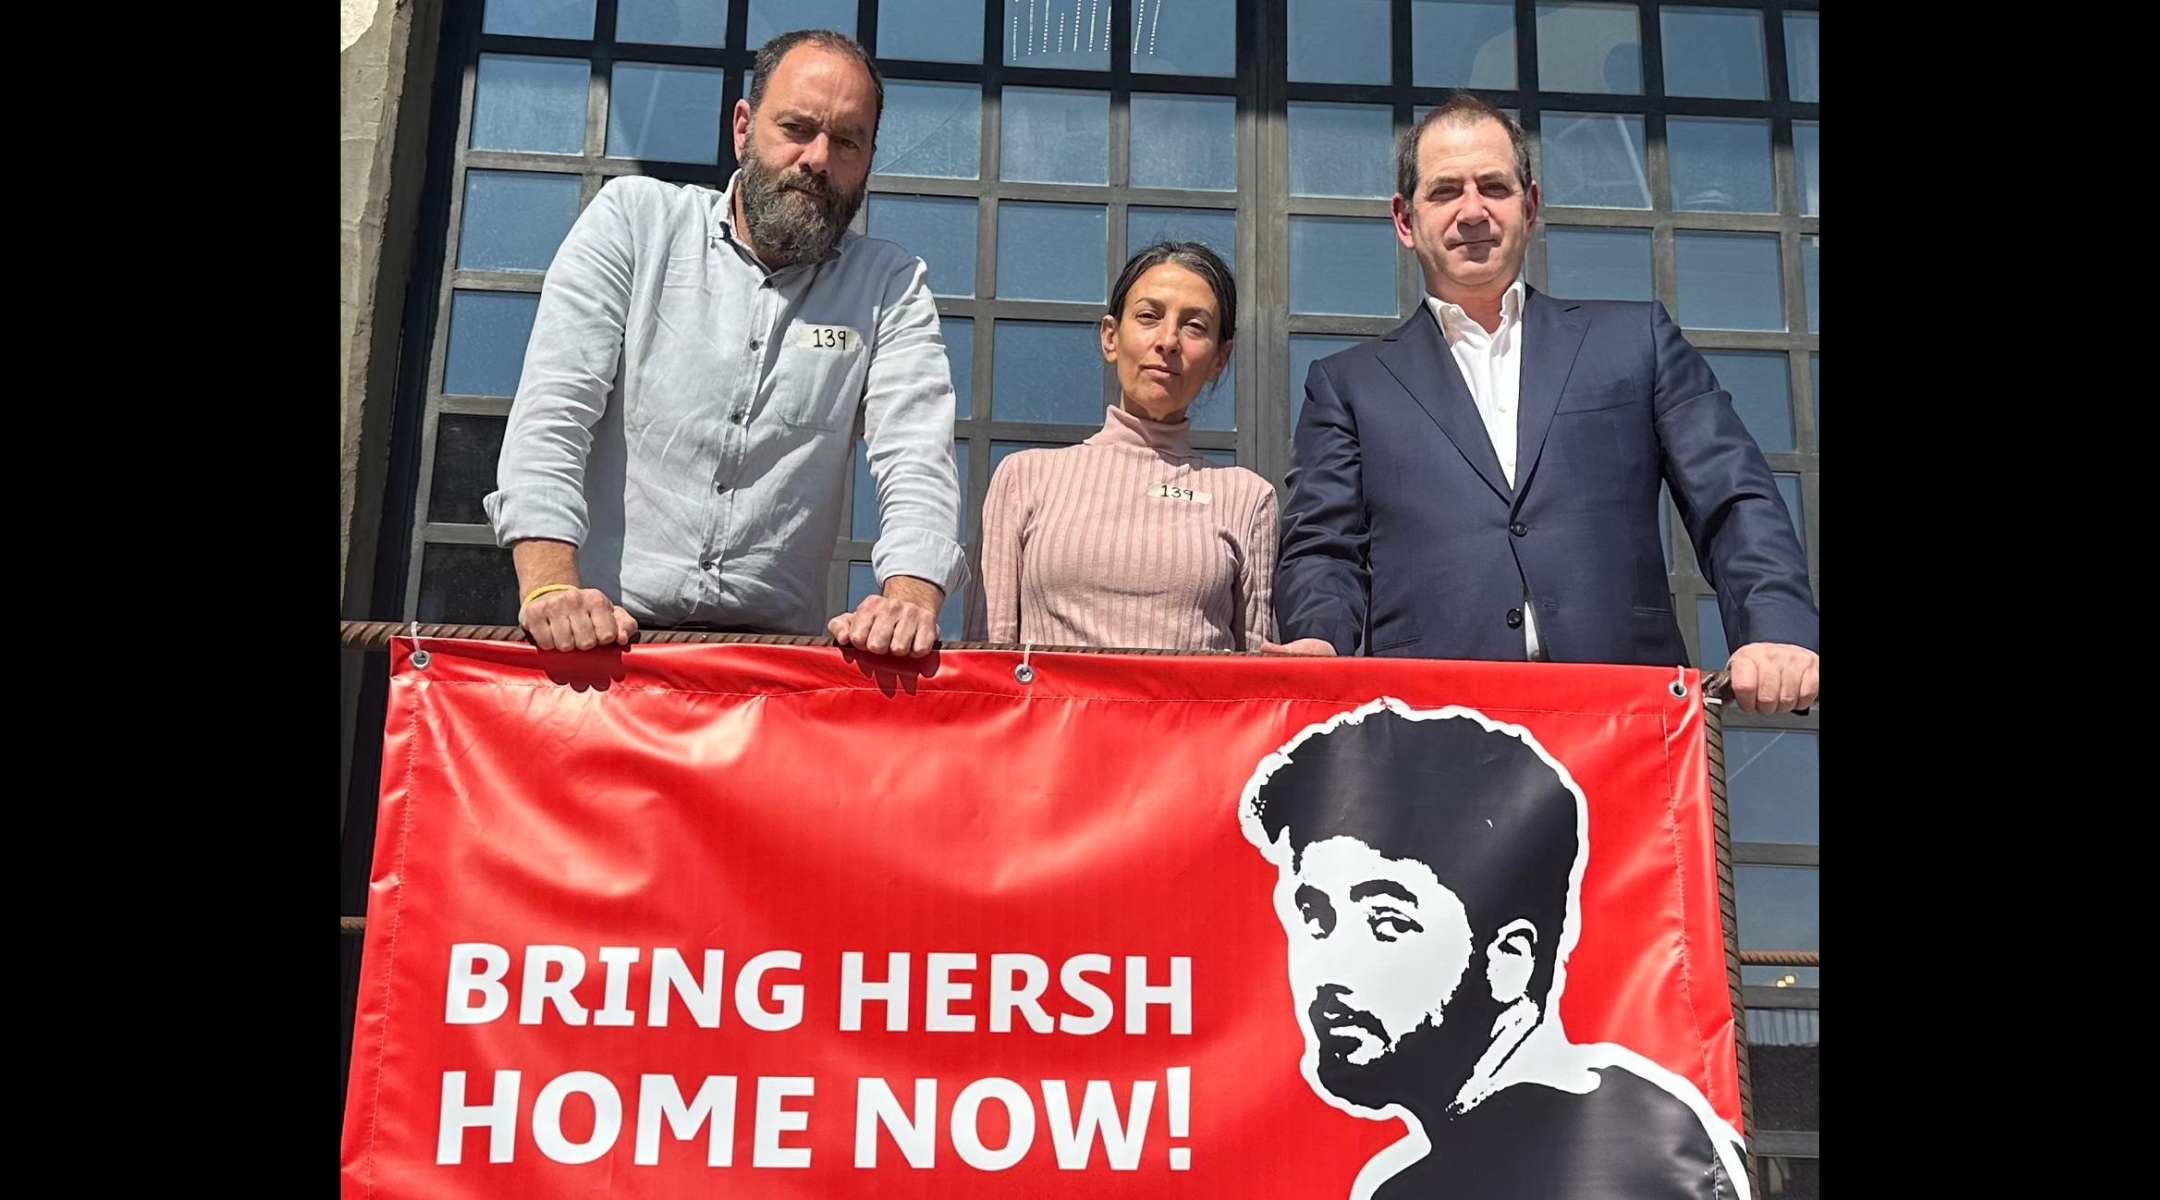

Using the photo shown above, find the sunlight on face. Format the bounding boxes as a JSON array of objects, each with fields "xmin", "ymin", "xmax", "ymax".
[{"xmin": 1101, "ymin": 262, "xmax": 1231, "ymax": 423}]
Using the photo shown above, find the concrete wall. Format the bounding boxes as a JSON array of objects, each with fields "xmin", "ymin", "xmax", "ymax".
[{"xmin": 341, "ymin": 0, "xmax": 444, "ymax": 828}]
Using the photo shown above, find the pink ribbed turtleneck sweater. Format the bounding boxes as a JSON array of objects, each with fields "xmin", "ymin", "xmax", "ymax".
[{"xmin": 971, "ymin": 405, "xmax": 1278, "ymax": 651}]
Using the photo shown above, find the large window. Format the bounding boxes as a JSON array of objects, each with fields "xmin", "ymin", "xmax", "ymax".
[{"xmin": 378, "ymin": 0, "xmax": 1819, "ymax": 1182}]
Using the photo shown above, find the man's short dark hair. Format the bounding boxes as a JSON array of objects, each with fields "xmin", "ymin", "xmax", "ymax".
[
  {"xmin": 1252, "ymin": 709, "xmax": 1578, "ymax": 1002},
  {"xmin": 749, "ymin": 29, "xmax": 885, "ymax": 135},
  {"xmin": 1395, "ymin": 91, "xmax": 1533, "ymax": 201}
]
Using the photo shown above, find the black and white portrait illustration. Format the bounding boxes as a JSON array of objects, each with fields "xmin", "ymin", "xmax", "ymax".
[{"xmin": 1240, "ymin": 699, "xmax": 1751, "ymax": 1200}]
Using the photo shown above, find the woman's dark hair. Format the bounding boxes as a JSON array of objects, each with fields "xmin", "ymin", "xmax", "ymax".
[{"xmin": 1108, "ymin": 241, "xmax": 1238, "ymax": 346}]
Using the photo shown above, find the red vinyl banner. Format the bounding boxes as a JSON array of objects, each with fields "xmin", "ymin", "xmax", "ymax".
[{"xmin": 341, "ymin": 641, "xmax": 1747, "ymax": 1200}]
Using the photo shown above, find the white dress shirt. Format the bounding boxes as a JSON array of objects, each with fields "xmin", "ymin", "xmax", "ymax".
[{"xmin": 1426, "ymin": 277, "xmax": 1544, "ymax": 660}]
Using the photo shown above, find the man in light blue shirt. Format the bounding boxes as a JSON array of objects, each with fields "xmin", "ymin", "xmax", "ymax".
[{"xmin": 486, "ymin": 29, "xmax": 965, "ymax": 659}]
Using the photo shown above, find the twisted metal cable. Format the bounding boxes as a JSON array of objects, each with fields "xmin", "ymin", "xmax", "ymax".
[{"xmin": 343, "ymin": 620, "xmax": 1245, "ymax": 655}]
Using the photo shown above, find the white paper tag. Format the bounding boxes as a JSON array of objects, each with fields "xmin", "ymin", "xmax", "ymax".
[
  {"xmin": 796, "ymin": 324, "xmax": 859, "ymax": 350},
  {"xmin": 1150, "ymin": 482, "xmax": 1212, "ymax": 504}
]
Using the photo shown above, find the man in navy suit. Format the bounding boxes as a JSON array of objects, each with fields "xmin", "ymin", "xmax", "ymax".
[{"xmin": 1269, "ymin": 93, "xmax": 1819, "ymax": 714}]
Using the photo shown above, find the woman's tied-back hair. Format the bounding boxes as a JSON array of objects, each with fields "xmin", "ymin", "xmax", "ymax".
[{"xmin": 1109, "ymin": 241, "xmax": 1239, "ymax": 347}]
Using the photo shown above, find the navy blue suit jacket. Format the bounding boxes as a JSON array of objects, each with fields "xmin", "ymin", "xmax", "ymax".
[{"xmin": 1276, "ymin": 290, "xmax": 1818, "ymax": 665}]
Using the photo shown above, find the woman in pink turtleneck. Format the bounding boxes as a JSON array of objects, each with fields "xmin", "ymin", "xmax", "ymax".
[{"xmin": 971, "ymin": 243, "xmax": 1283, "ymax": 652}]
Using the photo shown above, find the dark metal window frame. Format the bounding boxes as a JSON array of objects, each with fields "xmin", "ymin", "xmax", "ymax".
[
  {"xmin": 393, "ymin": 1, "xmax": 1819, "ymax": 1136},
  {"xmin": 840, "ymin": 1, "xmax": 1259, "ymax": 617}
]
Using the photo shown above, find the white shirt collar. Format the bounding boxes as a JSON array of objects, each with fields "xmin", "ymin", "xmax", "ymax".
[{"xmin": 1427, "ymin": 277, "xmax": 1527, "ymax": 339}]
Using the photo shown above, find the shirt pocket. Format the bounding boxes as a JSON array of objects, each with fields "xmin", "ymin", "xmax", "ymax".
[{"xmin": 769, "ymin": 319, "xmax": 870, "ymax": 431}]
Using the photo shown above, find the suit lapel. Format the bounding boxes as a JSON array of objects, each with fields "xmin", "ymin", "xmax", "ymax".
[
  {"xmin": 1511, "ymin": 289, "xmax": 1589, "ymax": 511},
  {"xmin": 1376, "ymin": 309, "xmax": 1513, "ymax": 503}
]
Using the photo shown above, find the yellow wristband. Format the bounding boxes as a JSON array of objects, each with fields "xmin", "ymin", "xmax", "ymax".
[{"xmin": 521, "ymin": 583, "xmax": 580, "ymax": 608}]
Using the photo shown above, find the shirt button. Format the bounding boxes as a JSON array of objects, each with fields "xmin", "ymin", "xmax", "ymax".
[
  {"xmin": 748, "ymin": 338, "xmax": 761, "ymax": 351},
  {"xmin": 1510, "ymin": 521, "xmax": 1529, "ymax": 537},
  {"xmin": 714, "ymin": 481, "xmax": 728, "ymax": 493},
  {"xmin": 700, "ymin": 559, "xmax": 718, "ymax": 572},
  {"xmin": 731, "ymin": 410, "xmax": 747, "ymax": 424},
  {"xmin": 1505, "ymin": 608, "xmax": 1524, "ymax": 629}
]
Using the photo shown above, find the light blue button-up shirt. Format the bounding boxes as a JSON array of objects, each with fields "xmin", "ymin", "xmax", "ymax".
[{"xmin": 485, "ymin": 173, "xmax": 967, "ymax": 633}]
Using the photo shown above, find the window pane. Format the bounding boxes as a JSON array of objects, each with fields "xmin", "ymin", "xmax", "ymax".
[
  {"xmin": 1736, "ymin": 865, "xmax": 1819, "ymax": 987},
  {"xmin": 616, "ymin": 0, "xmax": 727, "ymax": 47},
  {"xmin": 1539, "ymin": 112, "xmax": 1649, "ymax": 209},
  {"xmin": 458, "ymin": 171, "xmax": 582, "ymax": 272},
  {"xmin": 997, "ymin": 202, "xmax": 1106, "ymax": 302},
  {"xmin": 1545, "ymin": 227, "xmax": 1651, "ymax": 302},
  {"xmin": 418, "ymin": 544, "xmax": 519, "ymax": 625},
  {"xmin": 1674, "ymin": 231, "xmax": 1783, "ymax": 330},
  {"xmin": 1133, "ymin": 0, "xmax": 1234, "ymax": 77},
  {"xmin": 1290, "ymin": 335, "xmax": 1363, "ymax": 428},
  {"xmin": 868, "ymin": 195, "xmax": 977, "ymax": 298},
  {"xmin": 992, "ymin": 321, "xmax": 1105, "ymax": 424},
  {"xmin": 1659, "ymin": 6, "xmax": 1766, "ymax": 99},
  {"xmin": 852, "ymin": 442, "xmax": 879, "ymax": 542},
  {"xmin": 1747, "ymin": 1015, "xmax": 1821, "ymax": 1130},
  {"xmin": 1695, "ymin": 596, "xmax": 1727, "ymax": 670},
  {"xmin": 1793, "ymin": 121, "xmax": 1820, "ymax": 217},
  {"xmin": 1784, "ymin": 12, "xmax": 1820, "ymax": 103},
  {"xmin": 484, "ymin": 0, "xmax": 596, "ymax": 40},
  {"xmin": 1668, "ymin": 116, "xmax": 1773, "ymax": 213},
  {"xmin": 880, "ymin": 0, "xmax": 986, "ymax": 63},
  {"xmin": 1776, "ymin": 473, "xmax": 1804, "ymax": 547},
  {"xmin": 1186, "ymin": 359, "xmax": 1235, "ymax": 432},
  {"xmin": 1288, "ymin": 0, "xmax": 1391, "ymax": 84},
  {"xmin": 1702, "ymin": 350, "xmax": 1792, "ymax": 452},
  {"xmin": 849, "ymin": 560, "xmax": 877, "ymax": 609},
  {"xmin": 1413, "ymin": 0, "xmax": 1517, "ymax": 89},
  {"xmin": 1199, "ymin": 448, "xmax": 1236, "ymax": 467},
  {"xmin": 1130, "ymin": 93, "xmax": 1236, "ymax": 192},
  {"xmin": 991, "ymin": 439, "xmax": 1060, "ymax": 474},
  {"xmin": 1002, "ymin": 0, "xmax": 1108, "ymax": 69},
  {"xmin": 750, "ymin": 0, "xmax": 854, "ymax": 44},
  {"xmin": 1726, "ymin": 729, "xmax": 1819, "ymax": 845},
  {"xmin": 1809, "ymin": 352, "xmax": 1820, "ymax": 447},
  {"xmin": 1289, "ymin": 103, "xmax": 1396, "ymax": 199},
  {"xmin": 954, "ymin": 441, "xmax": 971, "ymax": 541},
  {"xmin": 1289, "ymin": 216, "xmax": 1398, "ymax": 317},
  {"xmin": 944, "ymin": 318, "xmax": 976, "ymax": 419},
  {"xmin": 428, "ymin": 415, "xmax": 508, "ymax": 526},
  {"xmin": 1534, "ymin": 2, "xmax": 1641, "ymax": 95},
  {"xmin": 1737, "ymin": 868, "xmax": 1819, "ymax": 958},
  {"xmin": 1000, "ymin": 87, "xmax": 1109, "ymax": 185},
  {"xmin": 1802, "ymin": 235, "xmax": 1820, "ymax": 332},
  {"xmin": 874, "ymin": 81, "xmax": 982, "ymax": 180},
  {"xmin": 1759, "ymin": 1155, "xmax": 1820, "ymax": 1197},
  {"xmin": 471, "ymin": 54, "xmax": 590, "ymax": 155},
  {"xmin": 1127, "ymin": 207, "xmax": 1236, "ymax": 269},
  {"xmin": 443, "ymin": 291, "xmax": 540, "ymax": 397},
  {"xmin": 606, "ymin": 62, "xmax": 725, "ymax": 164}
]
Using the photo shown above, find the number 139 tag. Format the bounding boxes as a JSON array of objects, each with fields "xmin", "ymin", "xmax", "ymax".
[{"xmin": 797, "ymin": 324, "xmax": 857, "ymax": 350}]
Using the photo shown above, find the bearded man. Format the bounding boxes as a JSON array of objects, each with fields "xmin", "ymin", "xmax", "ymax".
[{"xmin": 486, "ymin": 29, "xmax": 965, "ymax": 657}]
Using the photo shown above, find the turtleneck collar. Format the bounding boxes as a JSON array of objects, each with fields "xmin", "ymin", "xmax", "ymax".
[{"xmin": 1086, "ymin": 404, "xmax": 1199, "ymax": 461}]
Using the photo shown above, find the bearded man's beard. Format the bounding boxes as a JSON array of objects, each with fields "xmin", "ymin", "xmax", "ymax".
[
  {"xmin": 1310, "ymin": 950, "xmax": 1520, "ymax": 1120},
  {"xmin": 737, "ymin": 139, "xmax": 865, "ymax": 266}
]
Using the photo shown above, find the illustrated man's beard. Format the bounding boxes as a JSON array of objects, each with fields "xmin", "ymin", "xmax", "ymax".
[
  {"xmin": 737, "ymin": 139, "xmax": 864, "ymax": 267},
  {"xmin": 1308, "ymin": 951, "xmax": 1518, "ymax": 1118}
]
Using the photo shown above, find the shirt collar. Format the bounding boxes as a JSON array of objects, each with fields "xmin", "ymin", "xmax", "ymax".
[{"xmin": 1426, "ymin": 277, "xmax": 1527, "ymax": 339}]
